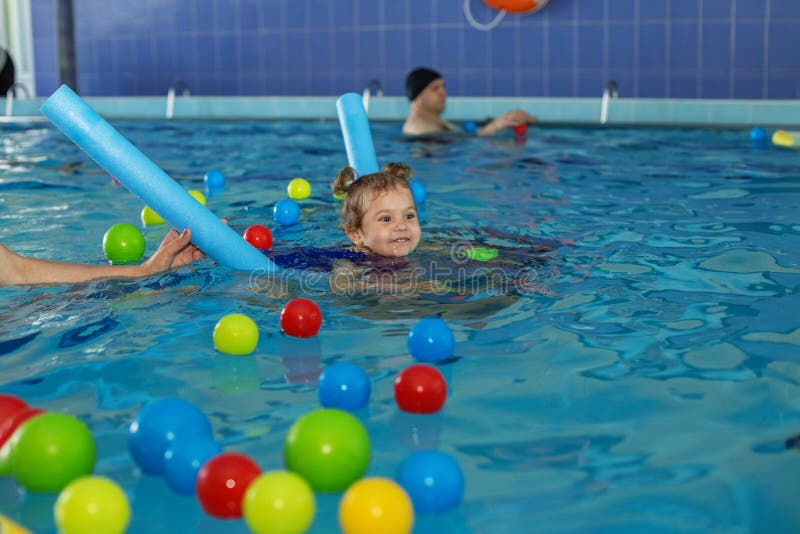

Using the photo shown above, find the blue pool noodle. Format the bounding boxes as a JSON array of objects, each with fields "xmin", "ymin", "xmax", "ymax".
[
  {"xmin": 336, "ymin": 93, "xmax": 379, "ymax": 176},
  {"xmin": 40, "ymin": 85, "xmax": 277, "ymax": 273}
]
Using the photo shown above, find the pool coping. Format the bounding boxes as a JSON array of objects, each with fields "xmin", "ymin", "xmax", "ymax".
[{"xmin": 3, "ymin": 95, "xmax": 800, "ymax": 129}]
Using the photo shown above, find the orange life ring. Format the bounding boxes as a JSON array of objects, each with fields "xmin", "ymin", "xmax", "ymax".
[{"xmin": 482, "ymin": 0, "xmax": 550, "ymax": 14}]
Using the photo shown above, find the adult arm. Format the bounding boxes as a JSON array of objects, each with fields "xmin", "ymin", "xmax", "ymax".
[
  {"xmin": 0, "ymin": 228, "xmax": 203, "ymax": 286},
  {"xmin": 477, "ymin": 109, "xmax": 536, "ymax": 136}
]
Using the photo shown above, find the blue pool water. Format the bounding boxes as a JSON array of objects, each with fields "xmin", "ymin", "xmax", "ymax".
[{"xmin": 1, "ymin": 119, "xmax": 799, "ymax": 533}]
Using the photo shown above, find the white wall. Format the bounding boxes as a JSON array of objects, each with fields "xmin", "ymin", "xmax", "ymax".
[{"xmin": 1, "ymin": 0, "xmax": 36, "ymax": 97}]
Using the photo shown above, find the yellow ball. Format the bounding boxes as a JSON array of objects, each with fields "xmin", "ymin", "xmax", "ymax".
[
  {"xmin": 213, "ymin": 313, "xmax": 259, "ymax": 355},
  {"xmin": 140, "ymin": 205, "xmax": 165, "ymax": 226},
  {"xmin": 189, "ymin": 189, "xmax": 207, "ymax": 205},
  {"xmin": 243, "ymin": 471, "xmax": 315, "ymax": 534},
  {"xmin": 339, "ymin": 478, "xmax": 414, "ymax": 534},
  {"xmin": 333, "ymin": 191, "xmax": 346, "ymax": 201},
  {"xmin": 287, "ymin": 178, "xmax": 311, "ymax": 200},
  {"xmin": 54, "ymin": 476, "xmax": 130, "ymax": 534},
  {"xmin": 772, "ymin": 130, "xmax": 795, "ymax": 148}
]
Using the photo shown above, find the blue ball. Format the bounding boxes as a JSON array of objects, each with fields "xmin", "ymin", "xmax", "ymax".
[
  {"xmin": 463, "ymin": 121, "xmax": 478, "ymax": 134},
  {"xmin": 164, "ymin": 434, "xmax": 223, "ymax": 494},
  {"xmin": 273, "ymin": 199, "xmax": 300, "ymax": 225},
  {"xmin": 408, "ymin": 317, "xmax": 454, "ymax": 362},
  {"xmin": 204, "ymin": 169, "xmax": 225, "ymax": 190},
  {"xmin": 750, "ymin": 127, "xmax": 767, "ymax": 143},
  {"xmin": 128, "ymin": 398, "xmax": 213, "ymax": 475},
  {"xmin": 396, "ymin": 451, "xmax": 464, "ymax": 513},
  {"xmin": 317, "ymin": 362, "xmax": 371, "ymax": 411},
  {"xmin": 410, "ymin": 181, "xmax": 426, "ymax": 204}
]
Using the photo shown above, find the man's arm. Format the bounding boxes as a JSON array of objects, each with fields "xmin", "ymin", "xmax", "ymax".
[{"xmin": 478, "ymin": 109, "xmax": 536, "ymax": 136}]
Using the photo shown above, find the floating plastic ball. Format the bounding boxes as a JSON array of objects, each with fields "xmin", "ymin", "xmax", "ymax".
[
  {"xmin": 284, "ymin": 408, "xmax": 370, "ymax": 493},
  {"xmin": 407, "ymin": 318, "xmax": 454, "ymax": 362},
  {"xmin": 188, "ymin": 189, "xmax": 207, "ymax": 206},
  {"xmin": 0, "ymin": 407, "xmax": 43, "ymax": 475},
  {"xmin": 204, "ymin": 170, "xmax": 225, "ymax": 191},
  {"xmin": 243, "ymin": 224, "xmax": 273, "ymax": 251},
  {"xmin": 128, "ymin": 398, "xmax": 213, "ymax": 476},
  {"xmin": 0, "ymin": 405, "xmax": 42, "ymax": 451},
  {"xmin": 0, "ymin": 394, "xmax": 27, "ymax": 419},
  {"xmin": 339, "ymin": 477, "xmax": 414, "ymax": 534},
  {"xmin": 410, "ymin": 181, "xmax": 426, "ymax": 204},
  {"xmin": 317, "ymin": 363, "xmax": 371, "ymax": 412},
  {"xmin": 273, "ymin": 199, "xmax": 300, "ymax": 225},
  {"xmin": 280, "ymin": 298, "xmax": 322, "ymax": 338},
  {"xmin": 0, "ymin": 394, "xmax": 28, "ymax": 445},
  {"xmin": 394, "ymin": 365, "xmax": 447, "ymax": 414},
  {"xmin": 333, "ymin": 190, "xmax": 347, "ymax": 200},
  {"xmin": 103, "ymin": 223, "xmax": 146, "ymax": 263},
  {"xmin": 164, "ymin": 434, "xmax": 223, "ymax": 495},
  {"xmin": 463, "ymin": 121, "xmax": 478, "ymax": 134},
  {"xmin": 8, "ymin": 412, "xmax": 95, "ymax": 493},
  {"xmin": 213, "ymin": 313, "xmax": 259, "ymax": 355},
  {"xmin": 243, "ymin": 471, "xmax": 316, "ymax": 534},
  {"xmin": 514, "ymin": 123, "xmax": 527, "ymax": 136},
  {"xmin": 773, "ymin": 129, "xmax": 795, "ymax": 148},
  {"xmin": 54, "ymin": 476, "xmax": 131, "ymax": 534},
  {"xmin": 288, "ymin": 178, "xmax": 311, "ymax": 200},
  {"xmin": 197, "ymin": 452, "xmax": 261, "ymax": 519},
  {"xmin": 396, "ymin": 451, "xmax": 464, "ymax": 513},
  {"xmin": 749, "ymin": 127, "xmax": 767, "ymax": 144},
  {"xmin": 140, "ymin": 205, "xmax": 165, "ymax": 226}
]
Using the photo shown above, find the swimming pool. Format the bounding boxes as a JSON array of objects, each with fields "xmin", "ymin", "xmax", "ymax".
[{"xmin": 1, "ymin": 118, "xmax": 799, "ymax": 533}]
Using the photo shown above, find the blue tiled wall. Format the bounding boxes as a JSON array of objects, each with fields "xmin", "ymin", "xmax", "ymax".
[{"xmin": 31, "ymin": 0, "xmax": 800, "ymax": 99}]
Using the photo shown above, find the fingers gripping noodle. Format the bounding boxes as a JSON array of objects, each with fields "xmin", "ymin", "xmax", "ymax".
[
  {"xmin": 336, "ymin": 93, "xmax": 379, "ymax": 177},
  {"xmin": 40, "ymin": 85, "xmax": 278, "ymax": 273}
]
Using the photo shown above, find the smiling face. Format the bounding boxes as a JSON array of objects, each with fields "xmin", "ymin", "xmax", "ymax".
[{"xmin": 346, "ymin": 185, "xmax": 421, "ymax": 257}]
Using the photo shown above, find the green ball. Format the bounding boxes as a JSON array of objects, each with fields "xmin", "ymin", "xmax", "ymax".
[
  {"xmin": 284, "ymin": 409, "xmax": 370, "ymax": 493},
  {"xmin": 103, "ymin": 223, "xmax": 145, "ymax": 263},
  {"xmin": 287, "ymin": 178, "xmax": 311, "ymax": 200},
  {"xmin": 213, "ymin": 313, "xmax": 259, "ymax": 355},
  {"xmin": 243, "ymin": 471, "xmax": 315, "ymax": 534},
  {"xmin": 9, "ymin": 412, "xmax": 96, "ymax": 493}
]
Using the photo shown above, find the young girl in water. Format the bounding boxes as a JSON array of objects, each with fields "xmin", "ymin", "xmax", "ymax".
[{"xmin": 331, "ymin": 162, "xmax": 421, "ymax": 257}]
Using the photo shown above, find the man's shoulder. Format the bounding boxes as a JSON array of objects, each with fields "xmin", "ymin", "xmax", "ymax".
[{"xmin": 403, "ymin": 115, "xmax": 453, "ymax": 136}]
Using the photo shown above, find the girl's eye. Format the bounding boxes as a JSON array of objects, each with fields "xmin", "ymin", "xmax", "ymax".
[
  {"xmin": 405, "ymin": 212, "xmax": 416, "ymax": 220},
  {"xmin": 379, "ymin": 216, "xmax": 391, "ymax": 222}
]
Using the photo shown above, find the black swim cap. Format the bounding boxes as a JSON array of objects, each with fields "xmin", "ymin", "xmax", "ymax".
[{"xmin": 405, "ymin": 67, "xmax": 442, "ymax": 102}]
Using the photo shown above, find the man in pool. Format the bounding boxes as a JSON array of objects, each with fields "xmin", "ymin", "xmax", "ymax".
[
  {"xmin": 0, "ymin": 227, "xmax": 206, "ymax": 286},
  {"xmin": 402, "ymin": 67, "xmax": 534, "ymax": 136}
]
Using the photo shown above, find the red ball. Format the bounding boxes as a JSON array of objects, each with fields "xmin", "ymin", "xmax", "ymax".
[
  {"xmin": 394, "ymin": 364, "xmax": 447, "ymax": 414},
  {"xmin": 196, "ymin": 452, "xmax": 261, "ymax": 519},
  {"xmin": 280, "ymin": 298, "xmax": 322, "ymax": 338},
  {"xmin": 243, "ymin": 224, "xmax": 273, "ymax": 251},
  {"xmin": 0, "ymin": 406, "xmax": 43, "ymax": 447},
  {"xmin": 0, "ymin": 394, "xmax": 27, "ymax": 421},
  {"xmin": 513, "ymin": 123, "xmax": 527, "ymax": 136}
]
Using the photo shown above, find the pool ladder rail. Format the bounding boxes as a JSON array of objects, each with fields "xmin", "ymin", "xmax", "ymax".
[
  {"xmin": 600, "ymin": 80, "xmax": 619, "ymax": 125},
  {"xmin": 362, "ymin": 79, "xmax": 384, "ymax": 114},
  {"xmin": 4, "ymin": 82, "xmax": 32, "ymax": 117},
  {"xmin": 166, "ymin": 80, "xmax": 191, "ymax": 119}
]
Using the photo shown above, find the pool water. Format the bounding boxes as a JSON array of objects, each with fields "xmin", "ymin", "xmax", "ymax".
[{"xmin": 1, "ymin": 119, "xmax": 799, "ymax": 533}]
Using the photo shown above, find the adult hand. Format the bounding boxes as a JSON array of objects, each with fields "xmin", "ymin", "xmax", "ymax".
[
  {"xmin": 478, "ymin": 109, "xmax": 536, "ymax": 136},
  {"xmin": 141, "ymin": 228, "xmax": 205, "ymax": 275}
]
